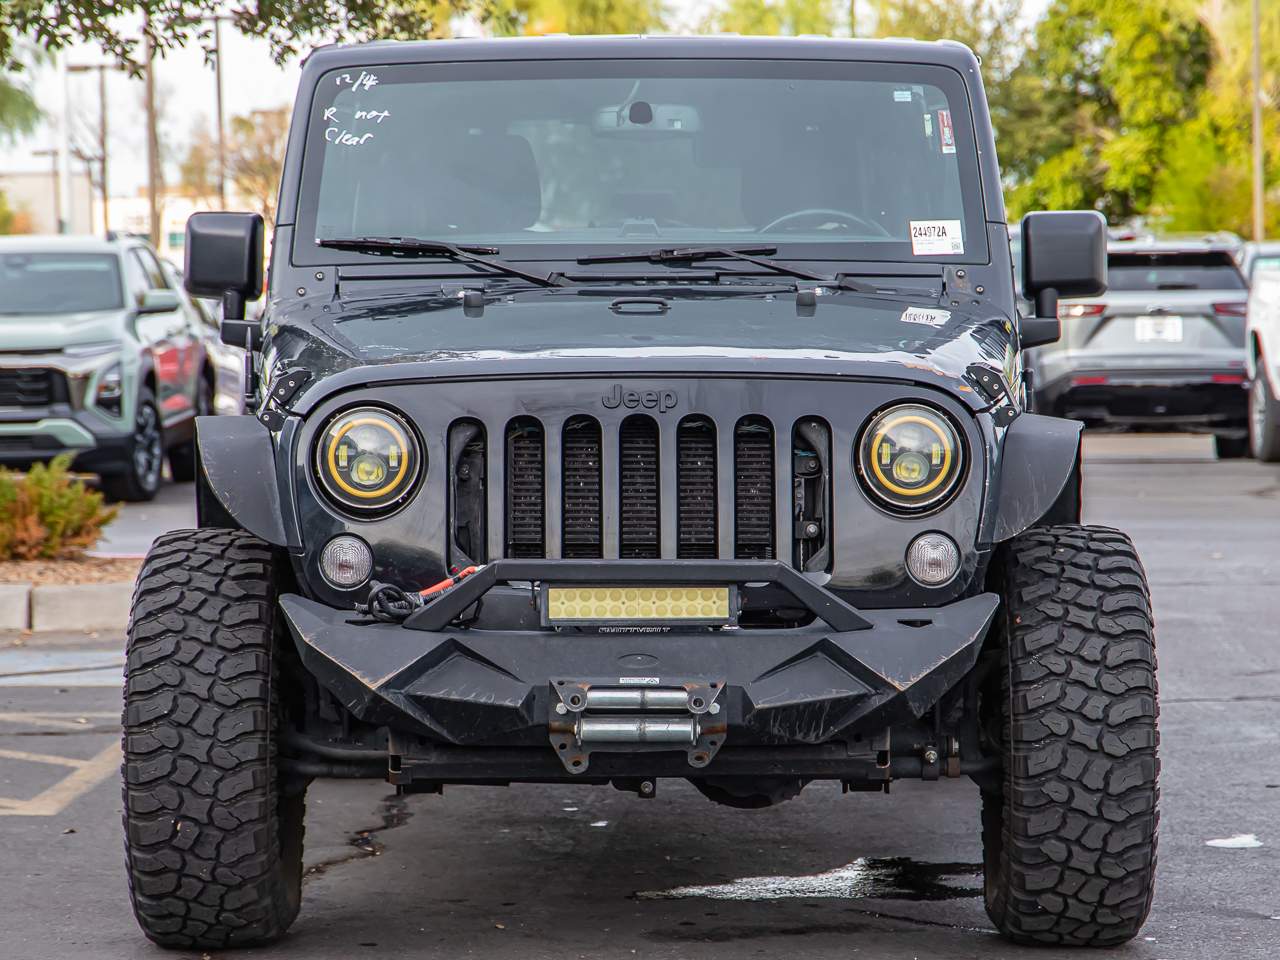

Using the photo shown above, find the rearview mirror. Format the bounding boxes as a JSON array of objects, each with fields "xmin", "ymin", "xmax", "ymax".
[
  {"xmin": 1019, "ymin": 210, "xmax": 1108, "ymax": 348},
  {"xmin": 184, "ymin": 212, "xmax": 264, "ymax": 350},
  {"xmin": 136, "ymin": 289, "xmax": 181, "ymax": 315}
]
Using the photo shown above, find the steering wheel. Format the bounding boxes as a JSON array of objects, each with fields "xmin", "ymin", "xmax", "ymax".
[{"xmin": 759, "ymin": 208, "xmax": 891, "ymax": 237}]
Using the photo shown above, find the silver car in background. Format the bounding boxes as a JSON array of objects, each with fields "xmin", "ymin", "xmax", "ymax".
[{"xmin": 1029, "ymin": 238, "xmax": 1250, "ymax": 458}]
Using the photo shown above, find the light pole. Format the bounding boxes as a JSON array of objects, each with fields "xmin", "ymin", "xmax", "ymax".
[
  {"xmin": 1252, "ymin": 0, "xmax": 1265, "ymax": 241},
  {"xmin": 68, "ymin": 63, "xmax": 114, "ymax": 232},
  {"xmin": 214, "ymin": 15, "xmax": 228, "ymax": 207},
  {"xmin": 144, "ymin": 15, "xmax": 160, "ymax": 248}
]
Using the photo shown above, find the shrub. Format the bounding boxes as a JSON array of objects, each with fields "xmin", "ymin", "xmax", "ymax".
[{"xmin": 0, "ymin": 454, "xmax": 119, "ymax": 561}]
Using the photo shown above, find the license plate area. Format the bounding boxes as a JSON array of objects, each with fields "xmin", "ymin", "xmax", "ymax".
[
  {"xmin": 540, "ymin": 585, "xmax": 738, "ymax": 628},
  {"xmin": 1133, "ymin": 315, "xmax": 1185, "ymax": 343}
]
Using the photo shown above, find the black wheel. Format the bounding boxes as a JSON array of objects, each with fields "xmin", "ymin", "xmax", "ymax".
[
  {"xmin": 123, "ymin": 529, "xmax": 305, "ymax": 949},
  {"xmin": 168, "ymin": 375, "xmax": 213, "ymax": 483},
  {"xmin": 103, "ymin": 388, "xmax": 163, "ymax": 501},
  {"xmin": 982, "ymin": 524, "xmax": 1159, "ymax": 947},
  {"xmin": 1249, "ymin": 372, "xmax": 1280, "ymax": 462},
  {"xmin": 1213, "ymin": 433, "xmax": 1249, "ymax": 460}
]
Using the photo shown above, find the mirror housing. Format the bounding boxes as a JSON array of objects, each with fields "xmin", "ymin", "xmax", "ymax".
[
  {"xmin": 1019, "ymin": 210, "xmax": 1108, "ymax": 348},
  {"xmin": 136, "ymin": 289, "xmax": 181, "ymax": 315},
  {"xmin": 184, "ymin": 211, "xmax": 264, "ymax": 350}
]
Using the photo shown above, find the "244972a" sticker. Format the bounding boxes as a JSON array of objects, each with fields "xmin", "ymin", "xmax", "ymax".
[{"xmin": 909, "ymin": 219, "xmax": 964, "ymax": 256}]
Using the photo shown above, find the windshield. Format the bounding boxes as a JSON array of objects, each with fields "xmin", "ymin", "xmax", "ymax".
[
  {"xmin": 295, "ymin": 59, "xmax": 986, "ymax": 267},
  {"xmin": 1107, "ymin": 253, "xmax": 1246, "ymax": 292},
  {"xmin": 0, "ymin": 253, "xmax": 123, "ymax": 314}
]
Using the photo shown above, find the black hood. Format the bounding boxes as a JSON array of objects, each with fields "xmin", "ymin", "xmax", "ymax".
[{"xmin": 265, "ymin": 284, "xmax": 1018, "ymax": 414}]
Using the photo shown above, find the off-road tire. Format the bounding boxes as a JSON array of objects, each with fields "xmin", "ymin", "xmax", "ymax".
[
  {"xmin": 1212, "ymin": 433, "xmax": 1248, "ymax": 460},
  {"xmin": 122, "ymin": 528, "xmax": 304, "ymax": 949},
  {"xmin": 1250, "ymin": 372, "xmax": 1280, "ymax": 462},
  {"xmin": 982, "ymin": 524, "xmax": 1159, "ymax": 947}
]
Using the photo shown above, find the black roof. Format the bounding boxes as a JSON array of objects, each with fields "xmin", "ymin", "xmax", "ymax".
[{"xmin": 301, "ymin": 34, "xmax": 981, "ymax": 72}]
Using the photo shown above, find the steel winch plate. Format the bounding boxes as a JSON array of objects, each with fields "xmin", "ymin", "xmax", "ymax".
[{"xmin": 547, "ymin": 678, "xmax": 727, "ymax": 774}]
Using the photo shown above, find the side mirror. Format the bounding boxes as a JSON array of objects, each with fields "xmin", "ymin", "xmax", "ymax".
[
  {"xmin": 1019, "ymin": 210, "xmax": 1108, "ymax": 348},
  {"xmin": 184, "ymin": 211, "xmax": 264, "ymax": 350},
  {"xmin": 136, "ymin": 289, "xmax": 181, "ymax": 314}
]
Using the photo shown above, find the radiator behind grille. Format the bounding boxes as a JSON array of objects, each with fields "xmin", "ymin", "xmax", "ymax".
[
  {"xmin": 562, "ymin": 417, "xmax": 603, "ymax": 559},
  {"xmin": 505, "ymin": 420, "xmax": 545, "ymax": 558},
  {"xmin": 677, "ymin": 418, "xmax": 717, "ymax": 559},
  {"xmin": 619, "ymin": 416, "xmax": 660, "ymax": 559},
  {"xmin": 734, "ymin": 418, "xmax": 775, "ymax": 559}
]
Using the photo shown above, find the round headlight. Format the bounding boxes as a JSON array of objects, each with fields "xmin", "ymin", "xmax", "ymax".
[
  {"xmin": 315, "ymin": 407, "xmax": 421, "ymax": 513},
  {"xmin": 857, "ymin": 404, "xmax": 963, "ymax": 511}
]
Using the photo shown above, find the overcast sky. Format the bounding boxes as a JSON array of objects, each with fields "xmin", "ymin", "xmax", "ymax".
[{"xmin": 0, "ymin": 1, "xmax": 1047, "ymax": 203}]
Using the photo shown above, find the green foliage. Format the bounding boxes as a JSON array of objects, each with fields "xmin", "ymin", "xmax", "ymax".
[
  {"xmin": 0, "ymin": 455, "xmax": 118, "ymax": 561},
  {"xmin": 0, "ymin": 71, "xmax": 38, "ymax": 141},
  {"xmin": 704, "ymin": 0, "xmax": 838, "ymax": 35},
  {"xmin": 1005, "ymin": 0, "xmax": 1212, "ymax": 221},
  {"xmin": 488, "ymin": 0, "xmax": 667, "ymax": 35}
]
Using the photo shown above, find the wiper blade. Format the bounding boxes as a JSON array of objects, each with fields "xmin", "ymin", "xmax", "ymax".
[
  {"xmin": 317, "ymin": 236, "xmax": 564, "ymax": 288},
  {"xmin": 577, "ymin": 245, "xmax": 876, "ymax": 291}
]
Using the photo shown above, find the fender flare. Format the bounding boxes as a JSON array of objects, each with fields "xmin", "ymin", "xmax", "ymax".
[
  {"xmin": 195, "ymin": 416, "xmax": 291, "ymax": 547},
  {"xmin": 990, "ymin": 413, "xmax": 1083, "ymax": 542}
]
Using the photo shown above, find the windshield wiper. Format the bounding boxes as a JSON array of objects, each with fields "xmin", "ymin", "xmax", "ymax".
[
  {"xmin": 317, "ymin": 236, "xmax": 565, "ymax": 288},
  {"xmin": 577, "ymin": 245, "xmax": 876, "ymax": 292}
]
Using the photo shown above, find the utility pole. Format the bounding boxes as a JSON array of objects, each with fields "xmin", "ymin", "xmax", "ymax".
[
  {"xmin": 1252, "ymin": 0, "xmax": 1266, "ymax": 241},
  {"xmin": 69, "ymin": 64, "xmax": 113, "ymax": 232},
  {"xmin": 144, "ymin": 15, "xmax": 161, "ymax": 248},
  {"xmin": 214, "ymin": 16, "xmax": 228, "ymax": 207},
  {"xmin": 57, "ymin": 57, "xmax": 72, "ymax": 232}
]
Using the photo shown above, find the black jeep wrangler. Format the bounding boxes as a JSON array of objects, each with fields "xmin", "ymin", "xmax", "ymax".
[{"xmin": 122, "ymin": 36, "xmax": 1159, "ymax": 950}]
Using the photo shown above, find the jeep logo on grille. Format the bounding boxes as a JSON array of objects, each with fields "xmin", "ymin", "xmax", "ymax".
[{"xmin": 602, "ymin": 385, "xmax": 678, "ymax": 413}]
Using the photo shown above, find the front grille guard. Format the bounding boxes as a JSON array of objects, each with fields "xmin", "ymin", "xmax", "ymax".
[{"xmin": 402, "ymin": 559, "xmax": 872, "ymax": 632}]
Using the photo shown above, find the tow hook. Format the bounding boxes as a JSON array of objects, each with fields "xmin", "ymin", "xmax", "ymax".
[{"xmin": 548, "ymin": 679, "xmax": 726, "ymax": 774}]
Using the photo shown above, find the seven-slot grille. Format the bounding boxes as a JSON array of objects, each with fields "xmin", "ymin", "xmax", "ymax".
[
  {"xmin": 0, "ymin": 368, "xmax": 63, "ymax": 408},
  {"xmin": 488, "ymin": 414, "xmax": 805, "ymax": 562}
]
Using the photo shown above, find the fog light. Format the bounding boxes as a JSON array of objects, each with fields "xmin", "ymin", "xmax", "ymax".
[
  {"xmin": 905, "ymin": 533, "xmax": 960, "ymax": 586},
  {"xmin": 320, "ymin": 535, "xmax": 372, "ymax": 589}
]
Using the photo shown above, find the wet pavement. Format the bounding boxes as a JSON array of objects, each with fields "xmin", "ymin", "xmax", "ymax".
[{"xmin": 2, "ymin": 434, "xmax": 1278, "ymax": 959}]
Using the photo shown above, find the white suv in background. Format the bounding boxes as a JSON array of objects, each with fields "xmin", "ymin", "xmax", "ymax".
[{"xmin": 1246, "ymin": 258, "xmax": 1280, "ymax": 461}]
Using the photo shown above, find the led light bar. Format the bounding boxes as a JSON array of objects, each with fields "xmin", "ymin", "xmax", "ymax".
[{"xmin": 541, "ymin": 585, "xmax": 737, "ymax": 627}]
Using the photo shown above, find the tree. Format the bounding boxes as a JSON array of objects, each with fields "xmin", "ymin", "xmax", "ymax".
[
  {"xmin": 1, "ymin": 2, "xmax": 471, "ymax": 72},
  {"xmin": 179, "ymin": 117, "xmax": 219, "ymax": 203},
  {"xmin": 1002, "ymin": 1, "xmax": 1212, "ymax": 221},
  {"xmin": 0, "ymin": 70, "xmax": 39, "ymax": 142},
  {"xmin": 488, "ymin": 0, "xmax": 667, "ymax": 35},
  {"xmin": 702, "ymin": 0, "xmax": 838, "ymax": 35},
  {"xmin": 226, "ymin": 107, "xmax": 290, "ymax": 228}
]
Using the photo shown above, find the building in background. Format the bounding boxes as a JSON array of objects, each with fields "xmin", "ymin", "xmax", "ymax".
[{"xmin": 0, "ymin": 169, "xmax": 93, "ymax": 234}]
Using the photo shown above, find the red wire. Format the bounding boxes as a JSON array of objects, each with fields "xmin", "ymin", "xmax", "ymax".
[{"xmin": 418, "ymin": 565, "xmax": 479, "ymax": 598}]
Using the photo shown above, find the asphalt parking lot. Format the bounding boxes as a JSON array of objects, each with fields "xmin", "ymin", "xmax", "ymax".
[{"xmin": 2, "ymin": 434, "xmax": 1277, "ymax": 960}]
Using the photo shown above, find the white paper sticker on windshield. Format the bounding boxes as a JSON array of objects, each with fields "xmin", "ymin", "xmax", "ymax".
[
  {"xmin": 910, "ymin": 220, "xmax": 964, "ymax": 256},
  {"xmin": 900, "ymin": 307, "xmax": 952, "ymax": 327},
  {"xmin": 894, "ymin": 89, "xmax": 913, "ymax": 102}
]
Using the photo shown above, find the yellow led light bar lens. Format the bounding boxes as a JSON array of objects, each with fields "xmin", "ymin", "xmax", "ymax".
[
  {"xmin": 546, "ymin": 586, "xmax": 731, "ymax": 623},
  {"xmin": 857, "ymin": 404, "xmax": 963, "ymax": 512},
  {"xmin": 315, "ymin": 407, "xmax": 422, "ymax": 514}
]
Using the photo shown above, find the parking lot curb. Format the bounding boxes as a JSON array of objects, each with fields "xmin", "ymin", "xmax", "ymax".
[
  {"xmin": 29, "ymin": 581, "xmax": 134, "ymax": 633},
  {"xmin": 0, "ymin": 583, "xmax": 31, "ymax": 630}
]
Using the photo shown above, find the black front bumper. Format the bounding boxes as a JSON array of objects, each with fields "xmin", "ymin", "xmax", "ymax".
[{"xmin": 279, "ymin": 561, "xmax": 999, "ymax": 781}]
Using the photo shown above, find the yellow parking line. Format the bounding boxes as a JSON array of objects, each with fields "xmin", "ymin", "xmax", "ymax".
[{"xmin": 0, "ymin": 742, "xmax": 120, "ymax": 817}]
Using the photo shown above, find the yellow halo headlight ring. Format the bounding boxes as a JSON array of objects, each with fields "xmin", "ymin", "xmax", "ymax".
[
  {"xmin": 316, "ymin": 407, "xmax": 422, "ymax": 514},
  {"xmin": 858, "ymin": 404, "xmax": 963, "ymax": 512}
]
